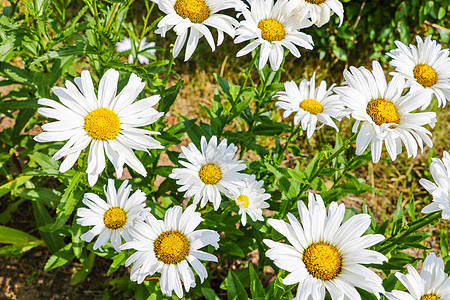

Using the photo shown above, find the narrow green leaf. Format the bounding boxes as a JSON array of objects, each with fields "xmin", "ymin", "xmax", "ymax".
[
  {"xmin": 249, "ymin": 264, "xmax": 264, "ymax": 299},
  {"xmin": 440, "ymin": 229, "xmax": 448, "ymax": 257},
  {"xmin": 32, "ymin": 44, "xmax": 98, "ymax": 65},
  {"xmin": 70, "ymin": 251, "xmax": 95, "ymax": 285},
  {"xmin": 0, "ymin": 225, "xmax": 40, "ymax": 244},
  {"xmin": 44, "ymin": 243, "xmax": 74, "ymax": 272},
  {"xmin": 202, "ymin": 287, "xmax": 220, "ymax": 300},
  {"xmin": 0, "ymin": 175, "xmax": 33, "ymax": 198},
  {"xmin": 51, "ymin": 173, "xmax": 83, "ymax": 230},
  {"xmin": 0, "ymin": 62, "xmax": 36, "ymax": 87},
  {"xmin": 227, "ymin": 270, "xmax": 249, "ymax": 300},
  {"xmin": 0, "ymin": 99, "xmax": 39, "ymax": 112},
  {"xmin": 16, "ymin": 188, "xmax": 61, "ymax": 208},
  {"xmin": 32, "ymin": 201, "xmax": 64, "ymax": 253}
]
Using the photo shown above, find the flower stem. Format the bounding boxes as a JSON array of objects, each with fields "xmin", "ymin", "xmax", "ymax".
[{"xmin": 163, "ymin": 48, "xmax": 175, "ymax": 91}]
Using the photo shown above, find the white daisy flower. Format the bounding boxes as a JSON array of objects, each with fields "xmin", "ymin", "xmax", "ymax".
[
  {"xmin": 387, "ymin": 35, "xmax": 450, "ymax": 108},
  {"xmin": 275, "ymin": 73, "xmax": 347, "ymax": 138},
  {"xmin": 227, "ymin": 174, "xmax": 270, "ymax": 226},
  {"xmin": 264, "ymin": 193, "xmax": 388, "ymax": 299},
  {"xmin": 34, "ymin": 69, "xmax": 164, "ymax": 186},
  {"xmin": 420, "ymin": 151, "xmax": 450, "ymax": 220},
  {"xmin": 334, "ymin": 61, "xmax": 437, "ymax": 163},
  {"xmin": 169, "ymin": 136, "xmax": 247, "ymax": 210},
  {"xmin": 154, "ymin": 0, "xmax": 242, "ymax": 61},
  {"xmin": 76, "ymin": 179, "xmax": 149, "ymax": 252},
  {"xmin": 289, "ymin": 0, "xmax": 344, "ymax": 27},
  {"xmin": 121, "ymin": 204, "xmax": 220, "ymax": 298},
  {"xmin": 385, "ymin": 252, "xmax": 450, "ymax": 300},
  {"xmin": 234, "ymin": 0, "xmax": 314, "ymax": 71},
  {"xmin": 116, "ymin": 36, "xmax": 156, "ymax": 65}
]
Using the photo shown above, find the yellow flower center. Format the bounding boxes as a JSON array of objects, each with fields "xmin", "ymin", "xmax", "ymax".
[
  {"xmin": 302, "ymin": 243, "xmax": 342, "ymax": 281},
  {"xmin": 258, "ymin": 19, "xmax": 285, "ymax": 42},
  {"xmin": 84, "ymin": 108, "xmax": 121, "ymax": 141},
  {"xmin": 413, "ymin": 64, "xmax": 438, "ymax": 87},
  {"xmin": 154, "ymin": 230, "xmax": 190, "ymax": 265},
  {"xmin": 304, "ymin": 0, "xmax": 327, "ymax": 4},
  {"xmin": 174, "ymin": 0, "xmax": 210, "ymax": 23},
  {"xmin": 236, "ymin": 195, "xmax": 249, "ymax": 208},
  {"xmin": 103, "ymin": 207, "xmax": 127, "ymax": 230},
  {"xmin": 366, "ymin": 98, "xmax": 400, "ymax": 126},
  {"xmin": 420, "ymin": 294, "xmax": 441, "ymax": 300},
  {"xmin": 198, "ymin": 163, "xmax": 222, "ymax": 185},
  {"xmin": 300, "ymin": 98, "xmax": 323, "ymax": 115}
]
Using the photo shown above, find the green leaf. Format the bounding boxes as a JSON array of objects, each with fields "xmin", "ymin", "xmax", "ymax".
[
  {"xmin": 0, "ymin": 225, "xmax": 41, "ymax": 244},
  {"xmin": 16, "ymin": 188, "xmax": 61, "ymax": 208},
  {"xmin": 249, "ymin": 264, "xmax": 264, "ymax": 299},
  {"xmin": 0, "ymin": 62, "xmax": 36, "ymax": 87},
  {"xmin": 51, "ymin": 173, "xmax": 83, "ymax": 230},
  {"xmin": 159, "ymin": 80, "xmax": 183, "ymax": 113},
  {"xmin": 12, "ymin": 108, "xmax": 35, "ymax": 144},
  {"xmin": 227, "ymin": 270, "xmax": 249, "ymax": 300},
  {"xmin": 44, "ymin": 243, "xmax": 74, "ymax": 272},
  {"xmin": 0, "ymin": 175, "xmax": 33, "ymax": 198},
  {"xmin": 32, "ymin": 43, "xmax": 98, "ymax": 65},
  {"xmin": 440, "ymin": 229, "xmax": 448, "ymax": 257},
  {"xmin": 70, "ymin": 251, "xmax": 95, "ymax": 285},
  {"xmin": 0, "ymin": 99, "xmax": 39, "ymax": 112},
  {"xmin": 107, "ymin": 252, "xmax": 127, "ymax": 276},
  {"xmin": 202, "ymin": 287, "xmax": 220, "ymax": 300},
  {"xmin": 32, "ymin": 201, "xmax": 65, "ymax": 253},
  {"xmin": 392, "ymin": 194, "xmax": 403, "ymax": 235}
]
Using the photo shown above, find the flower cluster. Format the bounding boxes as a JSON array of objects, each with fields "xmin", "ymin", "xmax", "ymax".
[{"xmin": 31, "ymin": 0, "xmax": 450, "ymax": 298}]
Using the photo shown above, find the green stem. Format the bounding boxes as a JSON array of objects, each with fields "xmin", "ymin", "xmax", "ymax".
[
  {"xmin": 308, "ymin": 133, "xmax": 357, "ymax": 184},
  {"xmin": 378, "ymin": 212, "xmax": 441, "ymax": 254},
  {"xmin": 234, "ymin": 48, "xmax": 259, "ymax": 104},
  {"xmin": 104, "ymin": 3, "xmax": 119, "ymax": 32},
  {"xmin": 277, "ymin": 124, "xmax": 301, "ymax": 165},
  {"xmin": 162, "ymin": 49, "xmax": 175, "ymax": 91}
]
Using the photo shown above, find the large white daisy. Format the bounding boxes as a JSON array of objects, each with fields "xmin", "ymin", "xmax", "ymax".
[
  {"xmin": 234, "ymin": 0, "xmax": 314, "ymax": 71},
  {"xmin": 289, "ymin": 0, "xmax": 344, "ymax": 27},
  {"xmin": 169, "ymin": 136, "xmax": 247, "ymax": 210},
  {"xmin": 385, "ymin": 252, "xmax": 450, "ymax": 300},
  {"xmin": 275, "ymin": 72, "xmax": 347, "ymax": 138},
  {"xmin": 34, "ymin": 69, "xmax": 164, "ymax": 186},
  {"xmin": 334, "ymin": 61, "xmax": 437, "ymax": 163},
  {"xmin": 76, "ymin": 179, "xmax": 149, "ymax": 252},
  {"xmin": 420, "ymin": 151, "xmax": 450, "ymax": 220},
  {"xmin": 226, "ymin": 174, "xmax": 270, "ymax": 226},
  {"xmin": 264, "ymin": 193, "xmax": 387, "ymax": 299},
  {"xmin": 116, "ymin": 36, "xmax": 156, "ymax": 65},
  {"xmin": 387, "ymin": 35, "xmax": 450, "ymax": 108},
  {"xmin": 121, "ymin": 204, "xmax": 220, "ymax": 298},
  {"xmin": 154, "ymin": 0, "xmax": 243, "ymax": 61}
]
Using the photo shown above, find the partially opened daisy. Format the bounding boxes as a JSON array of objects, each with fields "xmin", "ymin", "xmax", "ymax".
[
  {"xmin": 420, "ymin": 151, "xmax": 450, "ymax": 220},
  {"xmin": 227, "ymin": 174, "xmax": 270, "ymax": 225},
  {"xmin": 275, "ymin": 73, "xmax": 347, "ymax": 138},
  {"xmin": 334, "ymin": 61, "xmax": 437, "ymax": 163},
  {"xmin": 385, "ymin": 252, "xmax": 450, "ymax": 300},
  {"xmin": 121, "ymin": 205, "xmax": 220, "ymax": 298},
  {"xmin": 34, "ymin": 69, "xmax": 164, "ymax": 186},
  {"xmin": 169, "ymin": 136, "xmax": 247, "ymax": 210},
  {"xmin": 76, "ymin": 179, "xmax": 149, "ymax": 252},
  {"xmin": 387, "ymin": 35, "xmax": 450, "ymax": 108},
  {"xmin": 235, "ymin": 0, "xmax": 314, "ymax": 71},
  {"xmin": 116, "ymin": 36, "xmax": 156, "ymax": 64},
  {"xmin": 264, "ymin": 193, "xmax": 387, "ymax": 299},
  {"xmin": 154, "ymin": 0, "xmax": 243, "ymax": 61},
  {"xmin": 289, "ymin": 0, "xmax": 344, "ymax": 27}
]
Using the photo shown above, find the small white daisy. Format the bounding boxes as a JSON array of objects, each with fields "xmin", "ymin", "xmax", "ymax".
[
  {"xmin": 234, "ymin": 0, "xmax": 314, "ymax": 71},
  {"xmin": 76, "ymin": 179, "xmax": 149, "ymax": 252},
  {"xmin": 169, "ymin": 136, "xmax": 247, "ymax": 210},
  {"xmin": 121, "ymin": 204, "xmax": 220, "ymax": 298},
  {"xmin": 420, "ymin": 151, "xmax": 450, "ymax": 220},
  {"xmin": 275, "ymin": 73, "xmax": 347, "ymax": 138},
  {"xmin": 387, "ymin": 35, "xmax": 450, "ymax": 108},
  {"xmin": 154, "ymin": 0, "xmax": 243, "ymax": 61},
  {"xmin": 227, "ymin": 174, "xmax": 270, "ymax": 226},
  {"xmin": 334, "ymin": 61, "xmax": 437, "ymax": 163},
  {"xmin": 34, "ymin": 69, "xmax": 164, "ymax": 186},
  {"xmin": 264, "ymin": 193, "xmax": 388, "ymax": 299},
  {"xmin": 116, "ymin": 36, "xmax": 156, "ymax": 65},
  {"xmin": 289, "ymin": 0, "xmax": 344, "ymax": 27},
  {"xmin": 385, "ymin": 252, "xmax": 450, "ymax": 300}
]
